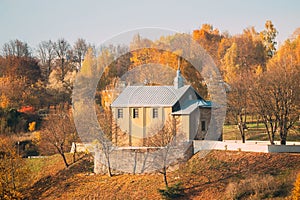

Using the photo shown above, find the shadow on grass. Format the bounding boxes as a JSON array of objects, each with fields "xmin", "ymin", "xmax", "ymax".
[{"xmin": 24, "ymin": 155, "xmax": 93, "ymax": 199}]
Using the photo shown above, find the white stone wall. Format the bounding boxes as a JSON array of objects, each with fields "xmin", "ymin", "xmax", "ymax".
[{"xmin": 193, "ymin": 140, "xmax": 300, "ymax": 154}]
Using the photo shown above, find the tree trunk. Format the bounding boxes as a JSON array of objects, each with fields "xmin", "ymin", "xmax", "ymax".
[
  {"xmin": 107, "ymin": 164, "xmax": 112, "ymax": 177},
  {"xmin": 163, "ymin": 167, "xmax": 168, "ymax": 188},
  {"xmin": 56, "ymin": 145, "xmax": 69, "ymax": 168},
  {"xmin": 61, "ymin": 58, "xmax": 65, "ymax": 81},
  {"xmin": 60, "ymin": 152, "xmax": 69, "ymax": 168},
  {"xmin": 280, "ymin": 132, "xmax": 287, "ymax": 145},
  {"xmin": 264, "ymin": 123, "xmax": 275, "ymax": 145},
  {"xmin": 238, "ymin": 123, "xmax": 245, "ymax": 143},
  {"xmin": 105, "ymin": 152, "xmax": 112, "ymax": 177},
  {"xmin": 268, "ymin": 133, "xmax": 275, "ymax": 145},
  {"xmin": 241, "ymin": 134, "xmax": 245, "ymax": 143},
  {"xmin": 280, "ymin": 126, "xmax": 287, "ymax": 145}
]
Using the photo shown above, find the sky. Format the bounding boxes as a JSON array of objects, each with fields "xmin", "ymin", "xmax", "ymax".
[{"xmin": 0, "ymin": 0, "xmax": 299, "ymax": 50}]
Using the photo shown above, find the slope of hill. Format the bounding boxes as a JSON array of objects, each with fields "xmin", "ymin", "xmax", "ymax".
[{"xmin": 24, "ymin": 151, "xmax": 300, "ymax": 199}]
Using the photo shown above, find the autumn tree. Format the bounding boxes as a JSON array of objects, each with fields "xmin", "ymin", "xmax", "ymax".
[
  {"xmin": 221, "ymin": 41, "xmax": 249, "ymax": 143},
  {"xmin": 97, "ymin": 45, "xmax": 130, "ymax": 91},
  {"xmin": 37, "ymin": 40, "xmax": 56, "ymax": 80},
  {"xmin": 221, "ymin": 42, "xmax": 239, "ymax": 82},
  {"xmin": 0, "ymin": 54, "xmax": 42, "ymax": 111},
  {"xmin": 221, "ymin": 28, "xmax": 266, "ymax": 79},
  {"xmin": 193, "ymin": 24, "xmax": 222, "ymax": 65},
  {"xmin": 266, "ymin": 39, "xmax": 299, "ymax": 144},
  {"xmin": 129, "ymin": 34, "xmax": 207, "ymax": 97},
  {"xmin": 221, "ymin": 26, "xmax": 268, "ymax": 143},
  {"xmin": 260, "ymin": 20, "xmax": 278, "ymax": 58},
  {"xmin": 226, "ymin": 72, "xmax": 252, "ymax": 143},
  {"xmin": 0, "ymin": 76, "xmax": 26, "ymax": 109},
  {"xmin": 290, "ymin": 27, "xmax": 300, "ymax": 40},
  {"xmin": 292, "ymin": 173, "xmax": 300, "ymax": 200},
  {"xmin": 46, "ymin": 67, "xmax": 76, "ymax": 104},
  {"xmin": 95, "ymin": 108, "xmax": 114, "ymax": 177},
  {"xmin": 40, "ymin": 110, "xmax": 75, "ymax": 168},
  {"xmin": 74, "ymin": 47, "xmax": 115, "ymax": 177},
  {"xmin": 250, "ymin": 72, "xmax": 278, "ymax": 145},
  {"xmin": 251, "ymin": 36, "xmax": 300, "ymax": 145},
  {"xmin": 45, "ymin": 39, "xmax": 76, "ymax": 105},
  {"xmin": 0, "ymin": 137, "xmax": 29, "ymax": 199},
  {"xmin": 146, "ymin": 116, "xmax": 182, "ymax": 188},
  {"xmin": 2, "ymin": 39, "xmax": 31, "ymax": 58},
  {"xmin": 73, "ymin": 38, "xmax": 88, "ymax": 71},
  {"xmin": 0, "ymin": 56, "xmax": 41, "ymax": 84},
  {"xmin": 53, "ymin": 38, "xmax": 71, "ymax": 81}
]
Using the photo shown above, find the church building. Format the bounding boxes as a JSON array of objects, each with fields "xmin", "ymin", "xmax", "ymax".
[{"xmin": 110, "ymin": 63, "xmax": 212, "ymax": 146}]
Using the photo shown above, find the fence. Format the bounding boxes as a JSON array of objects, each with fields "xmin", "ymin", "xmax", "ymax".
[{"xmin": 193, "ymin": 140, "xmax": 300, "ymax": 154}]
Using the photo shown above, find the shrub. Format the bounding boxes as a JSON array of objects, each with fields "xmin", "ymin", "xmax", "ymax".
[
  {"xmin": 225, "ymin": 174, "xmax": 291, "ymax": 199},
  {"xmin": 158, "ymin": 182, "xmax": 184, "ymax": 199}
]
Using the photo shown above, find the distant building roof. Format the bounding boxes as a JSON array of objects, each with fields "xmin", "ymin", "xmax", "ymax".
[{"xmin": 111, "ymin": 85, "xmax": 191, "ymax": 107}]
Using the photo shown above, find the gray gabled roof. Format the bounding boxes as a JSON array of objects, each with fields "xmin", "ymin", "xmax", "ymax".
[{"xmin": 111, "ymin": 85, "xmax": 191, "ymax": 107}]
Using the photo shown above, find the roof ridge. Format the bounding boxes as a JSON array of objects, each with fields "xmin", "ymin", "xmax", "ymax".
[{"xmin": 111, "ymin": 85, "xmax": 195, "ymax": 107}]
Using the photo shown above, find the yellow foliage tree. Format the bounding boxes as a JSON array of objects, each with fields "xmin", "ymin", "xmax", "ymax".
[
  {"xmin": 28, "ymin": 121, "xmax": 36, "ymax": 132},
  {"xmin": 292, "ymin": 173, "xmax": 300, "ymax": 200},
  {"xmin": 0, "ymin": 94, "xmax": 10, "ymax": 109},
  {"xmin": 81, "ymin": 48, "xmax": 96, "ymax": 77},
  {"xmin": 222, "ymin": 42, "xmax": 239, "ymax": 83},
  {"xmin": 0, "ymin": 137, "xmax": 29, "ymax": 199},
  {"xmin": 32, "ymin": 131, "xmax": 41, "ymax": 144}
]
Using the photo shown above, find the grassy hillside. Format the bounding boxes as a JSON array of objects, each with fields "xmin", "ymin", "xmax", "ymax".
[{"xmin": 22, "ymin": 150, "xmax": 300, "ymax": 200}]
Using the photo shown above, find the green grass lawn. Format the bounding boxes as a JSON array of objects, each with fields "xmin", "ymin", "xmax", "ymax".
[
  {"xmin": 25, "ymin": 153, "xmax": 76, "ymax": 183},
  {"xmin": 223, "ymin": 123, "xmax": 300, "ymax": 142}
]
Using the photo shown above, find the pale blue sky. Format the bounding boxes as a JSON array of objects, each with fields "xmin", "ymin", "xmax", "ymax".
[{"xmin": 0, "ymin": 0, "xmax": 299, "ymax": 49}]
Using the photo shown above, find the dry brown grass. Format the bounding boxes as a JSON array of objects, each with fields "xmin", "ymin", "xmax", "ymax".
[
  {"xmin": 225, "ymin": 174, "xmax": 294, "ymax": 199},
  {"xmin": 23, "ymin": 150, "xmax": 300, "ymax": 200}
]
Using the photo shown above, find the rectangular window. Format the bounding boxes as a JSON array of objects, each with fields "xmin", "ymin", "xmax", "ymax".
[
  {"xmin": 201, "ymin": 121, "xmax": 206, "ymax": 131},
  {"xmin": 133, "ymin": 108, "xmax": 139, "ymax": 118},
  {"xmin": 153, "ymin": 108, "xmax": 158, "ymax": 118},
  {"xmin": 117, "ymin": 109, "xmax": 123, "ymax": 118}
]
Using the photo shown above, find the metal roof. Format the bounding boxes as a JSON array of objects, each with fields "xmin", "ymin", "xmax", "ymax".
[
  {"xmin": 111, "ymin": 85, "xmax": 191, "ymax": 107},
  {"xmin": 197, "ymin": 99, "xmax": 212, "ymax": 108}
]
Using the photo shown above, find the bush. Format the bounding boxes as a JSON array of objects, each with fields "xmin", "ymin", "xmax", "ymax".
[
  {"xmin": 225, "ymin": 174, "xmax": 291, "ymax": 199},
  {"xmin": 158, "ymin": 182, "xmax": 184, "ymax": 199}
]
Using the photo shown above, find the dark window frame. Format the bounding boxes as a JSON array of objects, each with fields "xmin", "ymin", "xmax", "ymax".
[
  {"xmin": 133, "ymin": 108, "xmax": 139, "ymax": 118},
  {"xmin": 152, "ymin": 108, "xmax": 158, "ymax": 118},
  {"xmin": 117, "ymin": 108, "xmax": 123, "ymax": 118}
]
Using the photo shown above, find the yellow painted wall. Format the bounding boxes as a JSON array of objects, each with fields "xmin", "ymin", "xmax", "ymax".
[
  {"xmin": 181, "ymin": 115, "xmax": 190, "ymax": 140},
  {"xmin": 113, "ymin": 106, "xmax": 173, "ymax": 146},
  {"xmin": 112, "ymin": 105, "xmax": 210, "ymax": 146}
]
